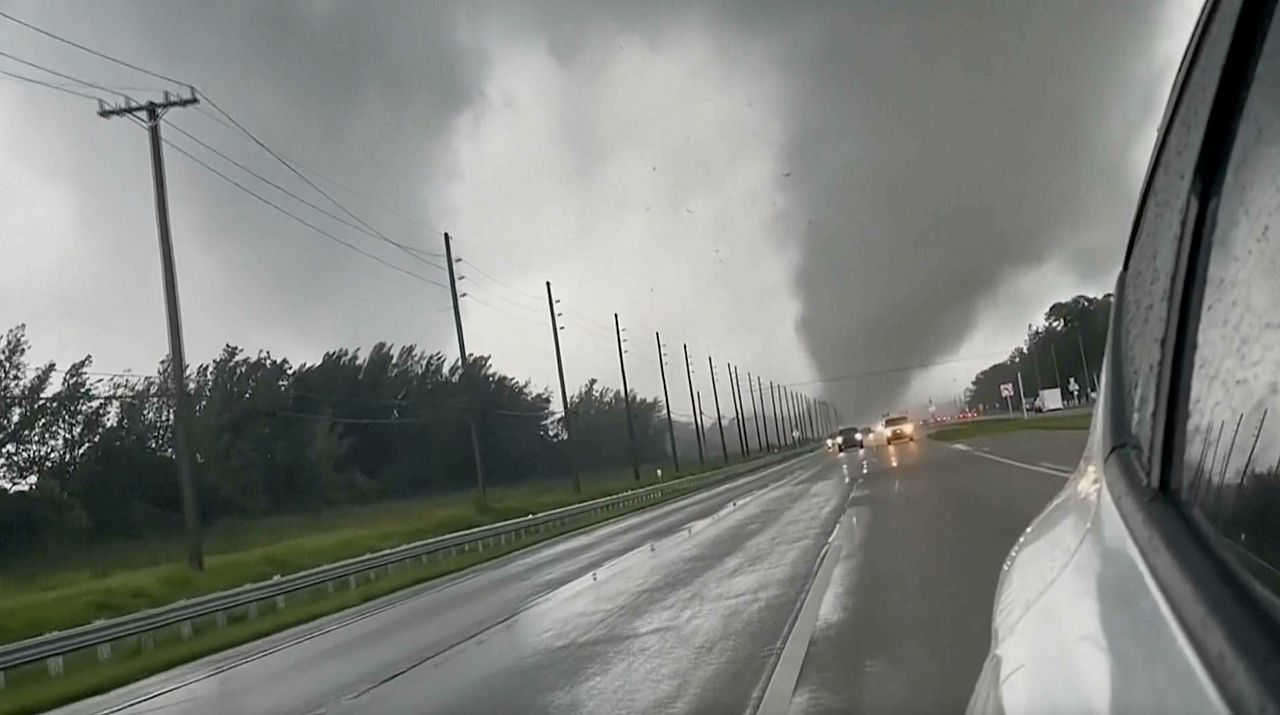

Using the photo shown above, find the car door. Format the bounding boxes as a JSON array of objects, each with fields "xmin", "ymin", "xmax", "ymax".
[
  {"xmin": 1107, "ymin": 0, "xmax": 1280, "ymax": 709},
  {"xmin": 971, "ymin": 0, "xmax": 1280, "ymax": 712}
]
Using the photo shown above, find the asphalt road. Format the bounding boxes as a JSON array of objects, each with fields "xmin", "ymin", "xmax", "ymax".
[{"xmin": 55, "ymin": 430, "xmax": 1083, "ymax": 715}]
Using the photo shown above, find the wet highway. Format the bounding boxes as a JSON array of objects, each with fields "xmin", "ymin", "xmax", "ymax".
[{"xmin": 55, "ymin": 428, "xmax": 1083, "ymax": 715}]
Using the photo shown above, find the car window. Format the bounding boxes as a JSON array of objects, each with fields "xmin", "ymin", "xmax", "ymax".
[
  {"xmin": 885, "ymin": 416, "xmax": 909, "ymax": 427},
  {"xmin": 1119, "ymin": 1, "xmax": 1240, "ymax": 468},
  {"xmin": 1179, "ymin": 13, "xmax": 1280, "ymax": 590}
]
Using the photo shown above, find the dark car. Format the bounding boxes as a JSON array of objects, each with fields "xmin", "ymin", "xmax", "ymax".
[
  {"xmin": 971, "ymin": 2, "xmax": 1280, "ymax": 711},
  {"xmin": 835, "ymin": 426, "xmax": 864, "ymax": 451}
]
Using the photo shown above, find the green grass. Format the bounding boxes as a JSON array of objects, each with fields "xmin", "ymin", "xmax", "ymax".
[
  {"xmin": 927, "ymin": 413, "xmax": 1093, "ymax": 442},
  {"xmin": 0, "ymin": 454, "xmax": 781, "ymax": 646},
  {"xmin": 0, "ymin": 450, "xmax": 802, "ymax": 715},
  {"xmin": 0, "ymin": 494, "xmax": 660, "ymax": 715}
]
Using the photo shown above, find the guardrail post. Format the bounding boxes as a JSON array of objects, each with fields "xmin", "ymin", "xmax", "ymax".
[
  {"xmin": 420, "ymin": 554, "xmax": 429, "ymax": 565},
  {"xmin": 180, "ymin": 621, "xmax": 193, "ymax": 639},
  {"xmin": 275, "ymin": 595, "xmax": 285, "ymax": 611},
  {"xmin": 142, "ymin": 632, "xmax": 154, "ymax": 651},
  {"xmin": 328, "ymin": 581, "xmax": 336, "ymax": 594},
  {"xmin": 348, "ymin": 575, "xmax": 357, "ymax": 590},
  {"xmin": 248, "ymin": 603, "xmax": 259, "ymax": 620},
  {"xmin": 0, "ymin": 668, "xmax": 6, "ymax": 690},
  {"xmin": 97, "ymin": 642, "xmax": 111, "ymax": 662},
  {"xmin": 46, "ymin": 655, "xmax": 63, "ymax": 677},
  {"xmin": 216, "ymin": 612, "xmax": 227, "ymax": 629}
]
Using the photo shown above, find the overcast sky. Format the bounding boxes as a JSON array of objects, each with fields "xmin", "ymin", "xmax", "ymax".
[{"xmin": 0, "ymin": 0, "xmax": 1200, "ymax": 424}]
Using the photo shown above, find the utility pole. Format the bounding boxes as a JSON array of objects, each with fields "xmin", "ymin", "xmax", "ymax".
[
  {"xmin": 709, "ymin": 357, "xmax": 729, "ymax": 463},
  {"xmin": 728, "ymin": 363, "xmax": 746, "ymax": 457},
  {"xmin": 1076, "ymin": 322, "xmax": 1093, "ymax": 398},
  {"xmin": 733, "ymin": 365, "xmax": 750, "ymax": 457},
  {"xmin": 747, "ymin": 371, "xmax": 763, "ymax": 453},
  {"xmin": 615, "ymin": 314, "xmax": 640, "ymax": 481},
  {"xmin": 545, "ymin": 281, "xmax": 577, "ymax": 492},
  {"xmin": 770, "ymin": 380, "xmax": 782, "ymax": 448},
  {"xmin": 1028, "ymin": 324, "xmax": 1043, "ymax": 392},
  {"xmin": 656, "ymin": 332, "xmax": 679, "ymax": 474},
  {"xmin": 683, "ymin": 344, "xmax": 705, "ymax": 466},
  {"xmin": 696, "ymin": 390, "xmax": 708, "ymax": 460},
  {"xmin": 1050, "ymin": 341, "xmax": 1063, "ymax": 389},
  {"xmin": 785, "ymin": 388, "xmax": 797, "ymax": 445},
  {"xmin": 802, "ymin": 393, "xmax": 813, "ymax": 441},
  {"xmin": 99, "ymin": 91, "xmax": 204, "ymax": 571},
  {"xmin": 805, "ymin": 395, "xmax": 815, "ymax": 440},
  {"xmin": 758, "ymin": 375, "xmax": 771, "ymax": 452},
  {"xmin": 444, "ymin": 231, "xmax": 485, "ymax": 498},
  {"xmin": 1017, "ymin": 370, "xmax": 1029, "ymax": 420}
]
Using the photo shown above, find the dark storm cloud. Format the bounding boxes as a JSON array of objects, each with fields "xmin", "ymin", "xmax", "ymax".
[
  {"xmin": 757, "ymin": 1, "xmax": 1196, "ymax": 417},
  {"xmin": 2, "ymin": 1, "xmax": 484, "ymax": 371},
  {"xmin": 0, "ymin": 1, "xmax": 1196, "ymax": 422}
]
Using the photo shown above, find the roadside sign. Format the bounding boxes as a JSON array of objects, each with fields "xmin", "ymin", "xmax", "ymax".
[{"xmin": 999, "ymin": 382, "xmax": 1015, "ymax": 398}]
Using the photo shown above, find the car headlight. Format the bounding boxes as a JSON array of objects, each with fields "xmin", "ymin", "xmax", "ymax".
[
  {"xmin": 905, "ymin": 423, "xmax": 914, "ymax": 433},
  {"xmin": 837, "ymin": 435, "xmax": 844, "ymax": 444},
  {"xmin": 854, "ymin": 431, "xmax": 862, "ymax": 440},
  {"xmin": 826, "ymin": 438, "xmax": 834, "ymax": 447}
]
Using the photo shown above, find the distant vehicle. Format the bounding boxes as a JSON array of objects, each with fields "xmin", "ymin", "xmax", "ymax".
[
  {"xmin": 1034, "ymin": 387, "xmax": 1063, "ymax": 412},
  {"xmin": 882, "ymin": 414, "xmax": 914, "ymax": 444},
  {"xmin": 835, "ymin": 426, "xmax": 864, "ymax": 451},
  {"xmin": 971, "ymin": 3, "xmax": 1280, "ymax": 711},
  {"xmin": 825, "ymin": 426, "xmax": 865, "ymax": 452}
]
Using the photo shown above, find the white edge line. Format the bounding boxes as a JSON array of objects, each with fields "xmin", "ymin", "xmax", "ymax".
[
  {"xmin": 950, "ymin": 443, "xmax": 1072, "ymax": 478},
  {"xmin": 755, "ymin": 515, "xmax": 846, "ymax": 715}
]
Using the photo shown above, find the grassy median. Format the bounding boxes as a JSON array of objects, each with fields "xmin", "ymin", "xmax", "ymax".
[
  {"xmin": 927, "ymin": 412, "xmax": 1092, "ymax": 442},
  {"xmin": 0, "ymin": 457, "xmax": 763, "ymax": 646}
]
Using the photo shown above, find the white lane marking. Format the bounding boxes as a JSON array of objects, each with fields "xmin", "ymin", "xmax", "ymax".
[
  {"xmin": 1037, "ymin": 461, "xmax": 1073, "ymax": 472},
  {"xmin": 755, "ymin": 511, "xmax": 848, "ymax": 715},
  {"xmin": 950, "ymin": 443, "xmax": 1072, "ymax": 478}
]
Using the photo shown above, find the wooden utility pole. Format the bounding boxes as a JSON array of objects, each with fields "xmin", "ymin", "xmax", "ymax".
[
  {"xmin": 615, "ymin": 314, "xmax": 640, "ymax": 480},
  {"xmin": 546, "ymin": 281, "xmax": 578, "ymax": 491},
  {"xmin": 99, "ymin": 91, "xmax": 204, "ymax": 571},
  {"xmin": 444, "ymin": 232, "xmax": 485, "ymax": 497},
  {"xmin": 709, "ymin": 357, "xmax": 729, "ymax": 463},
  {"xmin": 656, "ymin": 332, "xmax": 679, "ymax": 474},
  {"xmin": 684, "ymin": 344, "xmax": 704, "ymax": 466}
]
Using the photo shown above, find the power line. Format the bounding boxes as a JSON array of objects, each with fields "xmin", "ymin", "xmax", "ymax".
[
  {"xmin": 0, "ymin": 67, "xmax": 101, "ymax": 100},
  {"xmin": 0, "ymin": 49, "xmax": 135, "ymax": 99},
  {"xmin": 162, "ymin": 120, "xmax": 446, "ymax": 274},
  {"xmin": 203, "ymin": 93, "xmax": 450, "ymax": 273},
  {"xmin": 458, "ymin": 258, "xmax": 541, "ymax": 302},
  {"xmin": 0, "ymin": 9, "xmax": 189, "ymax": 88},
  {"xmin": 783, "ymin": 351, "xmax": 1011, "ymax": 388},
  {"xmin": 159, "ymin": 131, "xmax": 450, "ymax": 290}
]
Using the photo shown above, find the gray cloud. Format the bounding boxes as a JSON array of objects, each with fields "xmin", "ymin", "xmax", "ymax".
[{"xmin": 0, "ymin": 1, "xmax": 1198, "ymax": 425}]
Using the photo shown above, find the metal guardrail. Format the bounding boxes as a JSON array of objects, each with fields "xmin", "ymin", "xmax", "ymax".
[{"xmin": 0, "ymin": 447, "xmax": 813, "ymax": 679}]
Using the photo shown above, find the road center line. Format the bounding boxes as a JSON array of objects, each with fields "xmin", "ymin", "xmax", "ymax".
[{"xmin": 950, "ymin": 443, "xmax": 1072, "ymax": 478}]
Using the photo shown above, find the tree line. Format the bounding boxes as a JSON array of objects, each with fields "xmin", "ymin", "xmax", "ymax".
[
  {"xmin": 966, "ymin": 294, "xmax": 1112, "ymax": 411},
  {"xmin": 0, "ymin": 324, "xmax": 671, "ymax": 549}
]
